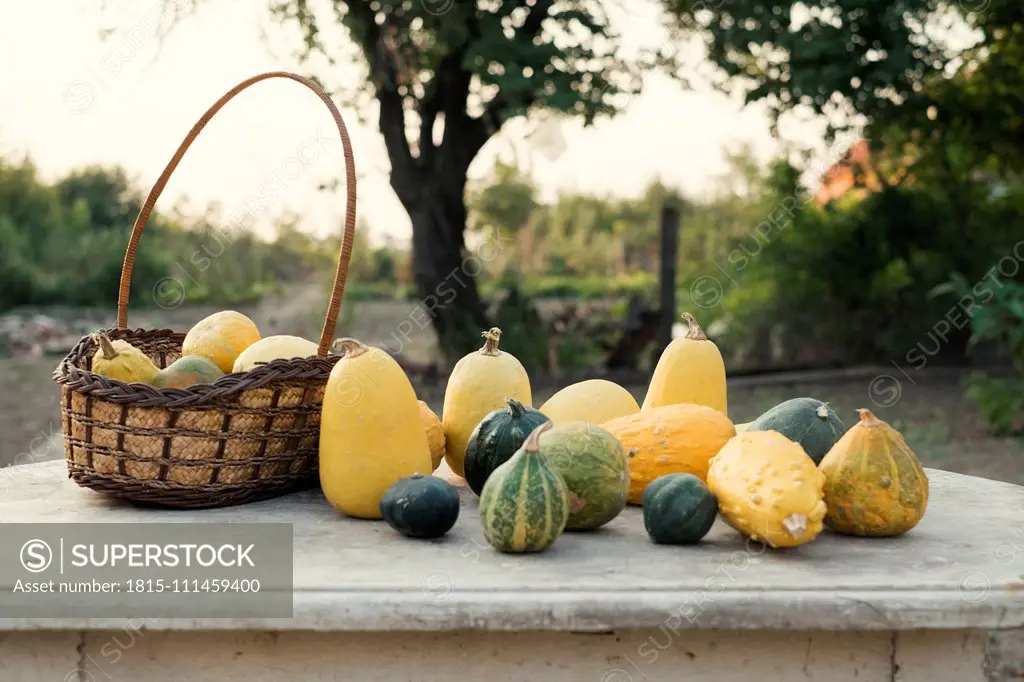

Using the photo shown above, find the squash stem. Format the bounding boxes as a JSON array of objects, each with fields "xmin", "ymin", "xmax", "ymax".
[
  {"xmin": 93, "ymin": 332, "xmax": 119, "ymax": 360},
  {"xmin": 782, "ymin": 513, "xmax": 808, "ymax": 538},
  {"xmin": 479, "ymin": 327, "xmax": 503, "ymax": 356},
  {"xmin": 506, "ymin": 398, "xmax": 525, "ymax": 417},
  {"xmin": 523, "ymin": 421, "xmax": 553, "ymax": 453},
  {"xmin": 680, "ymin": 312, "xmax": 707, "ymax": 341},
  {"xmin": 334, "ymin": 337, "xmax": 369, "ymax": 358},
  {"xmin": 856, "ymin": 408, "xmax": 883, "ymax": 427}
]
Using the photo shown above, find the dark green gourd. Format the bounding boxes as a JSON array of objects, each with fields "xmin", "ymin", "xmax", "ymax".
[
  {"xmin": 747, "ymin": 397, "xmax": 845, "ymax": 464},
  {"xmin": 642, "ymin": 473, "xmax": 718, "ymax": 545},
  {"xmin": 463, "ymin": 398, "xmax": 550, "ymax": 495},
  {"xmin": 380, "ymin": 474, "xmax": 460, "ymax": 538}
]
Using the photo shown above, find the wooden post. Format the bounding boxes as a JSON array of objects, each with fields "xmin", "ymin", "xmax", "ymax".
[{"xmin": 653, "ymin": 204, "xmax": 679, "ymax": 367}]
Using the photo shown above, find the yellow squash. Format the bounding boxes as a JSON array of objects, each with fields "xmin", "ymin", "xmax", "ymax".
[
  {"xmin": 418, "ymin": 400, "xmax": 447, "ymax": 472},
  {"xmin": 319, "ymin": 338, "xmax": 432, "ymax": 519},
  {"xmin": 441, "ymin": 328, "xmax": 531, "ymax": 477},
  {"xmin": 602, "ymin": 402, "xmax": 735, "ymax": 504},
  {"xmin": 90, "ymin": 333, "xmax": 159, "ymax": 384},
  {"xmin": 539, "ymin": 379, "xmax": 640, "ymax": 424},
  {"xmin": 818, "ymin": 408, "xmax": 929, "ymax": 537},
  {"xmin": 642, "ymin": 312, "xmax": 727, "ymax": 417},
  {"xmin": 182, "ymin": 310, "xmax": 261, "ymax": 373},
  {"xmin": 232, "ymin": 335, "xmax": 319, "ymax": 373},
  {"xmin": 707, "ymin": 431, "xmax": 827, "ymax": 548}
]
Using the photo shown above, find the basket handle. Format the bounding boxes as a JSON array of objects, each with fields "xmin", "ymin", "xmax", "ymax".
[{"xmin": 117, "ymin": 71, "xmax": 357, "ymax": 358}]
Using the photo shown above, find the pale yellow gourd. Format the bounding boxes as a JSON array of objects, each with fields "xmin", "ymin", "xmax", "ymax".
[
  {"xmin": 182, "ymin": 310, "xmax": 261, "ymax": 373},
  {"xmin": 319, "ymin": 338, "xmax": 432, "ymax": 519},
  {"xmin": 90, "ymin": 333, "xmax": 159, "ymax": 384},
  {"xmin": 442, "ymin": 328, "xmax": 531, "ymax": 477},
  {"xmin": 707, "ymin": 430, "xmax": 827, "ymax": 548},
  {"xmin": 232, "ymin": 335, "xmax": 319, "ymax": 373},
  {"xmin": 642, "ymin": 312, "xmax": 727, "ymax": 417},
  {"xmin": 539, "ymin": 379, "xmax": 640, "ymax": 425}
]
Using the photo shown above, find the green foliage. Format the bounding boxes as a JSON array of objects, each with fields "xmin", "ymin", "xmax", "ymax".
[
  {"xmin": 490, "ymin": 286, "xmax": 549, "ymax": 373},
  {"xmin": 937, "ymin": 274, "xmax": 1024, "ymax": 435},
  {"xmin": 965, "ymin": 376, "xmax": 1024, "ymax": 437},
  {"xmin": 0, "ymin": 154, "xmax": 380, "ymax": 313},
  {"xmin": 670, "ymin": 0, "xmax": 1020, "ymax": 140}
]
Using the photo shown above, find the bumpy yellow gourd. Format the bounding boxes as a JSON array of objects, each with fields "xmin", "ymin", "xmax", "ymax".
[
  {"xmin": 90, "ymin": 333, "xmax": 159, "ymax": 384},
  {"xmin": 319, "ymin": 339, "xmax": 432, "ymax": 519},
  {"xmin": 182, "ymin": 310, "xmax": 260, "ymax": 373},
  {"xmin": 418, "ymin": 400, "xmax": 447, "ymax": 472},
  {"xmin": 232, "ymin": 335, "xmax": 319, "ymax": 373},
  {"xmin": 642, "ymin": 312, "xmax": 727, "ymax": 417},
  {"xmin": 442, "ymin": 328, "xmax": 531, "ymax": 477},
  {"xmin": 539, "ymin": 379, "xmax": 640, "ymax": 424},
  {"xmin": 707, "ymin": 431, "xmax": 827, "ymax": 548},
  {"xmin": 819, "ymin": 409, "xmax": 929, "ymax": 537}
]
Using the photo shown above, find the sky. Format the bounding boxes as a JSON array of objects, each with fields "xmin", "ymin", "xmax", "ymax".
[{"xmin": 0, "ymin": 1, "xmax": 836, "ymax": 248}]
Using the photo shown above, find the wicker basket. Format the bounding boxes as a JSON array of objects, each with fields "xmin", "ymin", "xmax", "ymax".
[{"xmin": 52, "ymin": 71, "xmax": 357, "ymax": 509}]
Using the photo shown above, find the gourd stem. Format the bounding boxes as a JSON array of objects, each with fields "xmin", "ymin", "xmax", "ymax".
[
  {"xmin": 523, "ymin": 421, "xmax": 553, "ymax": 453},
  {"xmin": 479, "ymin": 327, "xmax": 502, "ymax": 356},
  {"xmin": 680, "ymin": 313, "xmax": 707, "ymax": 341},
  {"xmin": 506, "ymin": 398, "xmax": 525, "ymax": 417},
  {"xmin": 334, "ymin": 337, "xmax": 369, "ymax": 358},
  {"xmin": 782, "ymin": 513, "xmax": 808, "ymax": 538},
  {"xmin": 94, "ymin": 333, "xmax": 119, "ymax": 360},
  {"xmin": 856, "ymin": 408, "xmax": 882, "ymax": 427}
]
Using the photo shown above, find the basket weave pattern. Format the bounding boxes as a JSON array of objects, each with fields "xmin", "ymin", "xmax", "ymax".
[{"xmin": 52, "ymin": 72, "xmax": 357, "ymax": 509}]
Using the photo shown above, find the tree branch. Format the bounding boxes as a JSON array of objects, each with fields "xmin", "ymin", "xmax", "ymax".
[
  {"xmin": 345, "ymin": 4, "xmax": 418, "ymax": 199},
  {"xmin": 469, "ymin": 0, "xmax": 556, "ymax": 154}
]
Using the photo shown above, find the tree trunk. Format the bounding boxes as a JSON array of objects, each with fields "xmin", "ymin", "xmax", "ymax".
[{"xmin": 406, "ymin": 192, "xmax": 491, "ymax": 362}]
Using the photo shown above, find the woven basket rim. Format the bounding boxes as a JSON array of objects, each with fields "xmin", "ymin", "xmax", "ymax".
[{"xmin": 53, "ymin": 327, "xmax": 341, "ymax": 408}]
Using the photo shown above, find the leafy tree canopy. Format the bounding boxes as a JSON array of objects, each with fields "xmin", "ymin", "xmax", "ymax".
[{"xmin": 667, "ymin": 0, "xmax": 1023, "ymax": 160}]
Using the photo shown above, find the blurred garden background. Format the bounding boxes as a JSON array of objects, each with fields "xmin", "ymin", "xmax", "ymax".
[{"xmin": 1, "ymin": 0, "xmax": 1022, "ymax": 482}]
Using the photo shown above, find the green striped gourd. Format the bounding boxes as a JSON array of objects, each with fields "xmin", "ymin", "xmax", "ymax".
[
  {"xmin": 536, "ymin": 421, "xmax": 629, "ymax": 530},
  {"xmin": 479, "ymin": 422, "xmax": 568, "ymax": 553}
]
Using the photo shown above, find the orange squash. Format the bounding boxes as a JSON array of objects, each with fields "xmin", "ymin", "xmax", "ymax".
[
  {"xmin": 419, "ymin": 401, "xmax": 447, "ymax": 472},
  {"xmin": 602, "ymin": 403, "xmax": 735, "ymax": 504},
  {"xmin": 182, "ymin": 310, "xmax": 261, "ymax": 373},
  {"xmin": 818, "ymin": 408, "xmax": 929, "ymax": 537}
]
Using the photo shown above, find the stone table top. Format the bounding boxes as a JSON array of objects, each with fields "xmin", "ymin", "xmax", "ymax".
[{"xmin": 0, "ymin": 460, "xmax": 1022, "ymax": 632}]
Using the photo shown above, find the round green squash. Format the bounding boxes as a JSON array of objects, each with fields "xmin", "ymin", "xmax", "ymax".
[
  {"xmin": 152, "ymin": 355, "xmax": 225, "ymax": 389},
  {"xmin": 379, "ymin": 474, "xmax": 460, "ymax": 538},
  {"xmin": 642, "ymin": 473, "xmax": 718, "ymax": 545},
  {"xmin": 479, "ymin": 422, "xmax": 568, "ymax": 553},
  {"xmin": 536, "ymin": 421, "xmax": 629, "ymax": 531},
  {"xmin": 464, "ymin": 398, "xmax": 550, "ymax": 496},
  {"xmin": 747, "ymin": 397, "xmax": 845, "ymax": 464}
]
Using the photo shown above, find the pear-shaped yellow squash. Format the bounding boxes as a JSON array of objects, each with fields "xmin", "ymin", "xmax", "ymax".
[
  {"xmin": 319, "ymin": 338, "xmax": 433, "ymax": 519},
  {"xmin": 442, "ymin": 328, "xmax": 531, "ymax": 477},
  {"xmin": 642, "ymin": 312, "xmax": 727, "ymax": 417},
  {"xmin": 90, "ymin": 333, "xmax": 159, "ymax": 384}
]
